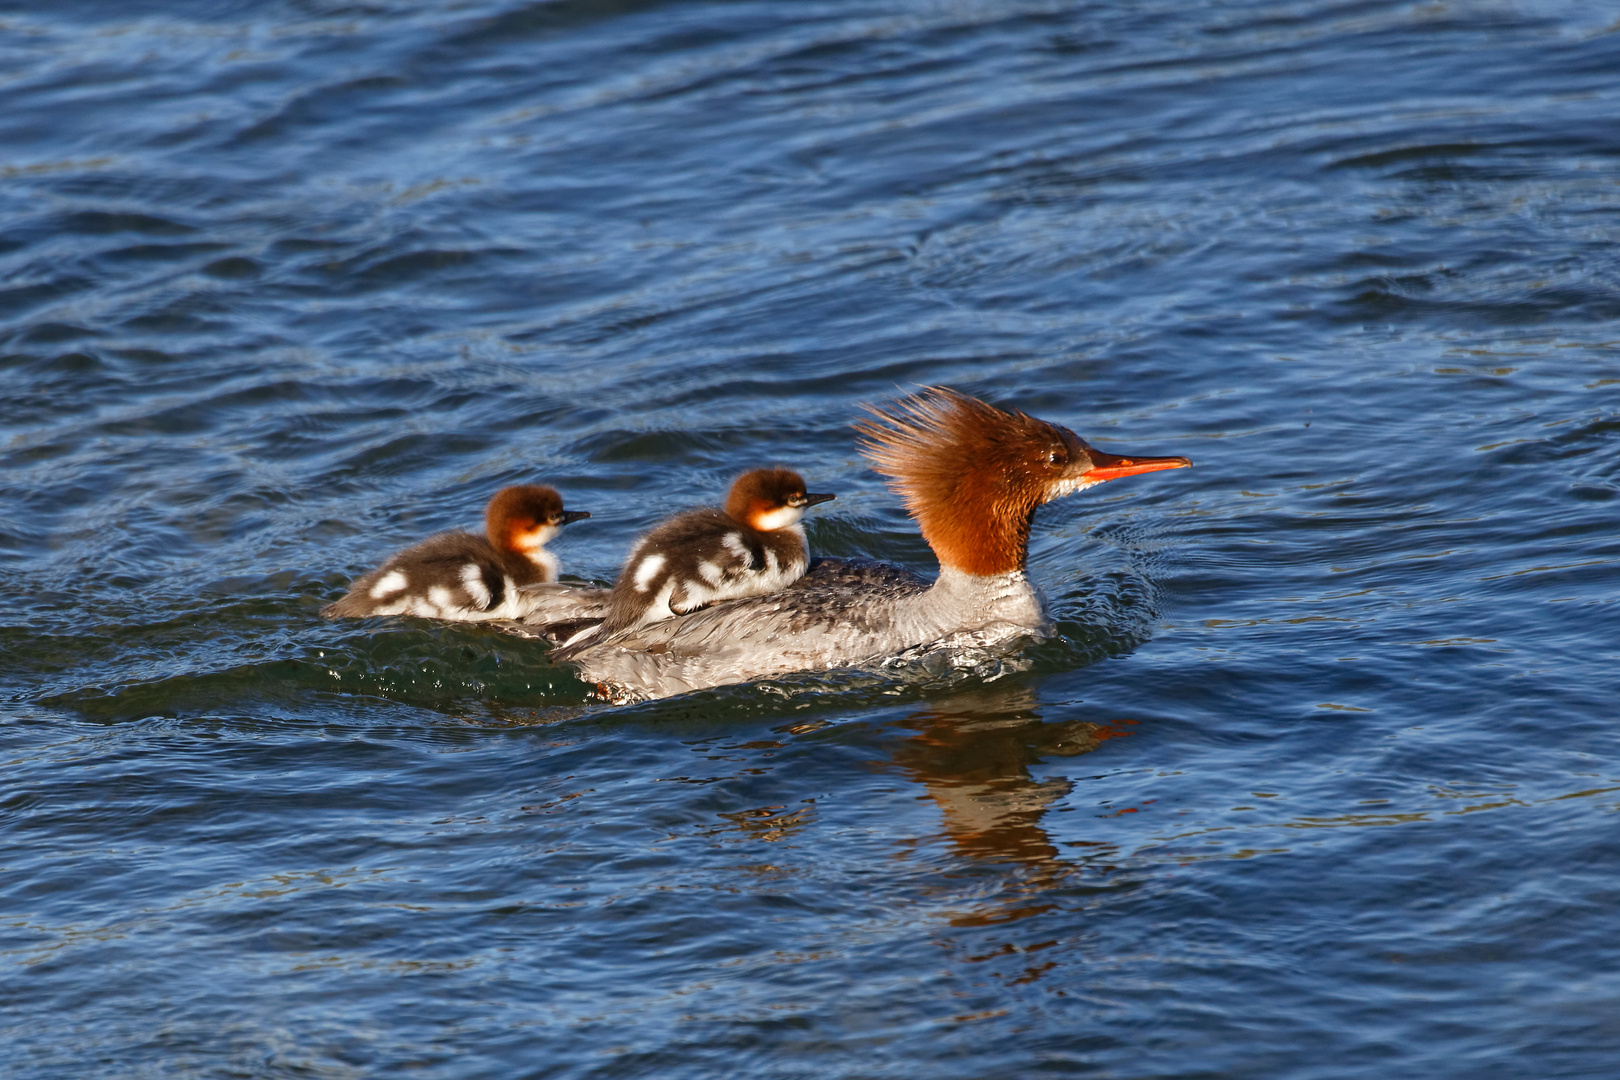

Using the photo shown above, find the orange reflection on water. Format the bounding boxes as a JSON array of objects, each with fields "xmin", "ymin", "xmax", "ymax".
[{"xmin": 886, "ymin": 683, "xmax": 1138, "ymax": 930}]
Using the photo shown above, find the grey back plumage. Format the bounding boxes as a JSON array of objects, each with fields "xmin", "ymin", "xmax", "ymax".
[
  {"xmin": 560, "ymin": 556, "xmax": 1040, "ymax": 701},
  {"xmin": 519, "ymin": 556, "xmax": 1053, "ymax": 702}
]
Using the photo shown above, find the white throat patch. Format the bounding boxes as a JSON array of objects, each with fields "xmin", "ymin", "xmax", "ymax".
[
  {"xmin": 751, "ymin": 505, "xmax": 804, "ymax": 531},
  {"xmin": 516, "ymin": 523, "xmax": 560, "ymax": 550},
  {"xmin": 1045, "ymin": 476, "xmax": 1102, "ymax": 501}
]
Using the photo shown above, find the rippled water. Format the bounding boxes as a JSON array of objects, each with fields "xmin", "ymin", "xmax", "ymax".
[{"xmin": 4, "ymin": 1, "xmax": 1619, "ymax": 1076}]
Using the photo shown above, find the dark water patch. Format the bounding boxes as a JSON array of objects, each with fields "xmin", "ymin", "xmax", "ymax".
[
  {"xmin": 20, "ymin": 612, "xmax": 592, "ymax": 721},
  {"xmin": 0, "ymin": 275, "xmax": 97, "ymax": 321},
  {"xmin": 53, "ymin": 210, "xmax": 198, "ymax": 237},
  {"xmin": 808, "ymin": 512, "xmax": 935, "ymax": 568},
  {"xmin": 95, "ymin": 241, "xmax": 232, "ymax": 266},
  {"xmin": 319, "ymin": 431, "xmax": 503, "ymax": 482},
  {"xmin": 200, "ymin": 256, "xmax": 261, "ymax": 279},
  {"xmin": 571, "ymin": 426, "xmax": 737, "ymax": 466},
  {"xmin": 10, "ymin": 322, "xmax": 106, "ymax": 346}
]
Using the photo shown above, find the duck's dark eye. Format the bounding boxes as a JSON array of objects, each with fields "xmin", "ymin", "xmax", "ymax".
[{"xmin": 1046, "ymin": 450, "xmax": 1061, "ymax": 465}]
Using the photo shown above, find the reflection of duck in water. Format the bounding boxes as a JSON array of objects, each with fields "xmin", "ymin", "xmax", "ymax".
[
  {"xmin": 886, "ymin": 684, "xmax": 1138, "ymax": 927},
  {"xmin": 531, "ymin": 389, "xmax": 1189, "ymax": 702}
]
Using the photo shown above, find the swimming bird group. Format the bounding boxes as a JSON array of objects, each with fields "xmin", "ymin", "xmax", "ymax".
[{"xmin": 322, "ymin": 388, "xmax": 1191, "ymax": 701}]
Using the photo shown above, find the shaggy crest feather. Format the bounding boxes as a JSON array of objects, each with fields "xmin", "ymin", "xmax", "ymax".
[{"xmin": 855, "ymin": 387, "xmax": 1073, "ymax": 576}]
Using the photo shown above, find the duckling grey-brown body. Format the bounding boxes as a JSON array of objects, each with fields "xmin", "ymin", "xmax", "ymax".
[{"xmin": 323, "ymin": 484, "xmax": 590, "ymax": 622}]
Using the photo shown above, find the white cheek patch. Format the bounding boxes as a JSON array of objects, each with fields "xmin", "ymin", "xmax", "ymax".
[
  {"xmin": 751, "ymin": 505, "xmax": 804, "ymax": 532},
  {"xmin": 460, "ymin": 564, "xmax": 491, "ymax": 609},
  {"xmin": 632, "ymin": 553, "xmax": 667, "ymax": 592},
  {"xmin": 369, "ymin": 570, "xmax": 408, "ymax": 599}
]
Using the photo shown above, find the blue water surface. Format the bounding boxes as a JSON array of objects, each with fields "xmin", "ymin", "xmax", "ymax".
[{"xmin": 3, "ymin": 1, "xmax": 1619, "ymax": 1076}]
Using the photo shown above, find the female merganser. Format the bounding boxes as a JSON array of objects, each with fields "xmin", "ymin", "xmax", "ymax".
[
  {"xmin": 322, "ymin": 484, "xmax": 591, "ymax": 621},
  {"xmin": 527, "ymin": 389, "xmax": 1190, "ymax": 702},
  {"xmin": 555, "ymin": 468, "xmax": 835, "ymax": 655}
]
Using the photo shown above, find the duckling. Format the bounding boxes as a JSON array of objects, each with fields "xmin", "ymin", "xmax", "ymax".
[{"xmin": 321, "ymin": 484, "xmax": 589, "ymax": 621}]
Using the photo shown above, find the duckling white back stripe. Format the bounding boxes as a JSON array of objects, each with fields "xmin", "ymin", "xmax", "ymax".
[
  {"xmin": 632, "ymin": 554, "xmax": 666, "ymax": 592},
  {"xmin": 370, "ymin": 570, "xmax": 408, "ymax": 599},
  {"xmin": 460, "ymin": 563, "xmax": 490, "ymax": 608}
]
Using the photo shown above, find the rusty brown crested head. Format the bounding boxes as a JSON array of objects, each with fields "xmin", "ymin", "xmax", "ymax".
[
  {"xmin": 854, "ymin": 388, "xmax": 1190, "ymax": 577},
  {"xmin": 485, "ymin": 484, "xmax": 590, "ymax": 554}
]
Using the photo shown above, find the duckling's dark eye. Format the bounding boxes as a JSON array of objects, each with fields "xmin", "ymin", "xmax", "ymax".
[{"xmin": 1046, "ymin": 450, "xmax": 1061, "ymax": 465}]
